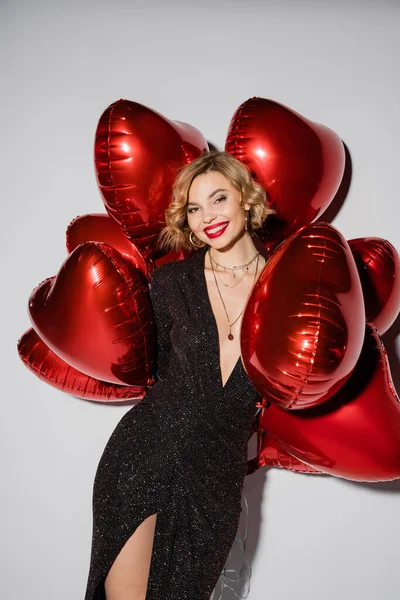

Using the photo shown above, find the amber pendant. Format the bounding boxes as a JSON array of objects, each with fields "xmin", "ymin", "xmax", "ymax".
[{"xmin": 228, "ymin": 333, "xmax": 234, "ymax": 340}]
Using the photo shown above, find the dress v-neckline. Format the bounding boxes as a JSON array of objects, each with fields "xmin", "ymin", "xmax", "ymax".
[{"xmin": 197, "ymin": 246, "xmax": 244, "ymax": 391}]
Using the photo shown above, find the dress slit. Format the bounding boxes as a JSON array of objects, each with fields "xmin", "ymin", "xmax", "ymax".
[{"xmin": 86, "ymin": 507, "xmax": 163, "ymax": 600}]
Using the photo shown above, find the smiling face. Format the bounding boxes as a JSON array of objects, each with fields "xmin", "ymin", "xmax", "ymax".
[{"xmin": 186, "ymin": 171, "xmax": 250, "ymax": 249}]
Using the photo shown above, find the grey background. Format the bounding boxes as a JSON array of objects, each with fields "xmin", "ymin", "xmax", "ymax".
[{"xmin": 2, "ymin": 0, "xmax": 400, "ymax": 598}]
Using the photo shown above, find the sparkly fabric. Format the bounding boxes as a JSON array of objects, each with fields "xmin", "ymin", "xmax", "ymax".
[{"xmin": 84, "ymin": 245, "xmax": 262, "ymax": 600}]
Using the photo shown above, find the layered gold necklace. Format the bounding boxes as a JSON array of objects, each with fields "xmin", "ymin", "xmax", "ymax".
[{"xmin": 208, "ymin": 248, "xmax": 260, "ymax": 341}]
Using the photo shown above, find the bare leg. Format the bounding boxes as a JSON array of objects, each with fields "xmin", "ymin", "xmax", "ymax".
[{"xmin": 104, "ymin": 512, "xmax": 158, "ymax": 600}]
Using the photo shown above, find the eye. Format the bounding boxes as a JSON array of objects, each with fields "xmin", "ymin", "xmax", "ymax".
[{"xmin": 187, "ymin": 196, "xmax": 226, "ymax": 215}]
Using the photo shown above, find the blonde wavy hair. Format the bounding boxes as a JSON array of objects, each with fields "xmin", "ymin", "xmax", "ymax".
[{"xmin": 157, "ymin": 151, "xmax": 276, "ymax": 252}]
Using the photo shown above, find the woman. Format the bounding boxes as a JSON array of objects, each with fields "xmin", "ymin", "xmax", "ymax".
[{"xmin": 84, "ymin": 151, "xmax": 275, "ymax": 600}]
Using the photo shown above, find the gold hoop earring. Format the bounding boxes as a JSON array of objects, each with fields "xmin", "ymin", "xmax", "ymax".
[{"xmin": 189, "ymin": 231, "xmax": 206, "ymax": 248}]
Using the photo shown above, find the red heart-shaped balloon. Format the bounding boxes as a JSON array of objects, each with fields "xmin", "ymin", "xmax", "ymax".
[
  {"xmin": 258, "ymin": 322, "xmax": 400, "ymax": 482},
  {"xmin": 226, "ymin": 97, "xmax": 345, "ymax": 251},
  {"xmin": 66, "ymin": 212, "xmax": 192, "ymax": 281},
  {"xmin": 28, "ymin": 242, "xmax": 154, "ymax": 386},
  {"xmin": 247, "ymin": 431, "xmax": 324, "ymax": 476},
  {"xmin": 66, "ymin": 213, "xmax": 150, "ymax": 278},
  {"xmin": 349, "ymin": 237, "xmax": 400, "ymax": 334},
  {"xmin": 17, "ymin": 328, "xmax": 147, "ymax": 402},
  {"xmin": 241, "ymin": 222, "xmax": 365, "ymax": 410},
  {"xmin": 95, "ymin": 99, "xmax": 208, "ymax": 259}
]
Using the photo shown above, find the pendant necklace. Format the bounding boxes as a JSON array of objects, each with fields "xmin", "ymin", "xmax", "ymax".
[{"xmin": 209, "ymin": 249, "xmax": 260, "ymax": 341}]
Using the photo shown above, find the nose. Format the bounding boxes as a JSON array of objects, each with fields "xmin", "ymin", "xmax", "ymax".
[{"xmin": 202, "ymin": 208, "xmax": 218, "ymax": 224}]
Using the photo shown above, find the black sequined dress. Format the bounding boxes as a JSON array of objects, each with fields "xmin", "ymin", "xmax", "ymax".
[{"xmin": 84, "ymin": 245, "xmax": 261, "ymax": 600}]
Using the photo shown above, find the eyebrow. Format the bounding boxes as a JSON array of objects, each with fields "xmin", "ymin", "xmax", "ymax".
[{"xmin": 187, "ymin": 188, "xmax": 228, "ymax": 206}]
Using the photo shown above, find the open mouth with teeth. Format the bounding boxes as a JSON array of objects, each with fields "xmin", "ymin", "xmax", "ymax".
[{"xmin": 204, "ymin": 222, "xmax": 230, "ymax": 237}]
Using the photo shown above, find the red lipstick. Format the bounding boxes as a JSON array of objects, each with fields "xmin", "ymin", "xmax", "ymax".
[{"xmin": 203, "ymin": 221, "xmax": 230, "ymax": 238}]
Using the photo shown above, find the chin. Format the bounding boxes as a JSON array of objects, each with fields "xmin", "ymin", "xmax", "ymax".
[
  {"xmin": 210, "ymin": 230, "xmax": 244, "ymax": 249},
  {"xmin": 207, "ymin": 236, "xmax": 236, "ymax": 251}
]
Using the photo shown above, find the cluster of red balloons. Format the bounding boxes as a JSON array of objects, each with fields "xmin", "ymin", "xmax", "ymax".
[
  {"xmin": 18, "ymin": 99, "xmax": 207, "ymax": 401},
  {"xmin": 244, "ymin": 225, "xmax": 400, "ymax": 482},
  {"xmin": 17, "ymin": 97, "xmax": 400, "ymax": 482}
]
